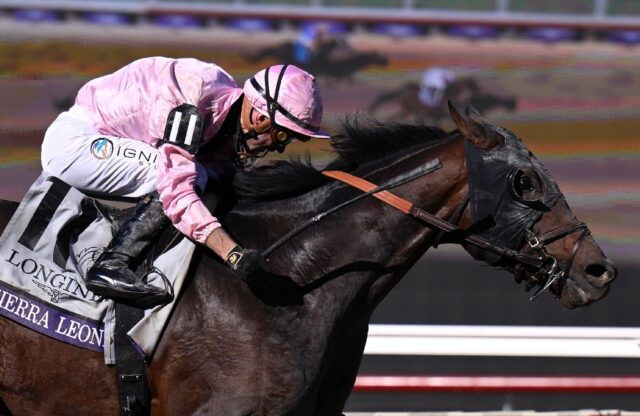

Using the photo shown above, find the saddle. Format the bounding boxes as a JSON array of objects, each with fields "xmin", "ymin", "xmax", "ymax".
[{"xmin": 0, "ymin": 173, "xmax": 196, "ymax": 415}]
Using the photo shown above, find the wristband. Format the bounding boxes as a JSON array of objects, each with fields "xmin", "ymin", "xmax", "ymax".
[{"xmin": 225, "ymin": 245, "xmax": 244, "ymax": 270}]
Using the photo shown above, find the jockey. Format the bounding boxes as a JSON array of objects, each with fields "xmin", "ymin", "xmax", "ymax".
[
  {"xmin": 40, "ymin": 57, "xmax": 329, "ymax": 308},
  {"xmin": 293, "ymin": 24, "xmax": 329, "ymax": 64},
  {"xmin": 418, "ymin": 67, "xmax": 456, "ymax": 108},
  {"xmin": 293, "ymin": 25, "xmax": 319, "ymax": 64}
]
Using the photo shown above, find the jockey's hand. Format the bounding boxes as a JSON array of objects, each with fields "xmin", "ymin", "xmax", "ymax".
[{"xmin": 225, "ymin": 246, "xmax": 268, "ymax": 282}]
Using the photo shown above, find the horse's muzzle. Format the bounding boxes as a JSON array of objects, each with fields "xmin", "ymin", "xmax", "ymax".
[
  {"xmin": 560, "ymin": 258, "xmax": 617, "ymax": 309},
  {"xmin": 584, "ymin": 257, "xmax": 617, "ymax": 288}
]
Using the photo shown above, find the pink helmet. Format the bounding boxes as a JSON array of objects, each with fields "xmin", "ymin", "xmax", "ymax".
[{"xmin": 243, "ymin": 64, "xmax": 330, "ymax": 139}]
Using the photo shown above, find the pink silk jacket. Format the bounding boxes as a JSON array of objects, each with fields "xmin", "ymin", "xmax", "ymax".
[{"xmin": 75, "ymin": 56, "xmax": 243, "ymax": 244}]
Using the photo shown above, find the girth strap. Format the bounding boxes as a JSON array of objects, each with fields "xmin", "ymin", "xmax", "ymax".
[{"xmin": 115, "ymin": 303, "xmax": 150, "ymax": 416}]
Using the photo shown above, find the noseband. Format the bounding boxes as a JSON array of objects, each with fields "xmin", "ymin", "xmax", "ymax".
[{"xmin": 519, "ymin": 221, "xmax": 589, "ymax": 300}]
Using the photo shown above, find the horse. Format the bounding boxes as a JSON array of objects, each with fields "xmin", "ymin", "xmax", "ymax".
[
  {"xmin": 0, "ymin": 104, "xmax": 616, "ymax": 415},
  {"xmin": 245, "ymin": 39, "xmax": 388, "ymax": 81},
  {"xmin": 368, "ymin": 78, "xmax": 517, "ymax": 127}
]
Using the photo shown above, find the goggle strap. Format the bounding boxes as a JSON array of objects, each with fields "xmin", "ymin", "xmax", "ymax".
[
  {"xmin": 249, "ymin": 71, "xmax": 319, "ymax": 133},
  {"xmin": 268, "ymin": 64, "xmax": 287, "ymax": 112}
]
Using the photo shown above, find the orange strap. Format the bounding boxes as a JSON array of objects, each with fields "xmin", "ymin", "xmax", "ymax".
[{"xmin": 322, "ymin": 170, "xmax": 414, "ymax": 214}]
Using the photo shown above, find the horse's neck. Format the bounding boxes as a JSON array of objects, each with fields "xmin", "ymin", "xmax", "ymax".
[
  {"xmin": 247, "ymin": 139, "xmax": 465, "ymax": 313},
  {"xmin": 168, "ymin": 140, "xmax": 466, "ymax": 373},
  {"xmin": 319, "ymin": 139, "xmax": 466, "ymax": 308}
]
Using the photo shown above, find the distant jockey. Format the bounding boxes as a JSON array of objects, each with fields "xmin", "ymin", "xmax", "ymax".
[{"xmin": 418, "ymin": 67, "xmax": 456, "ymax": 108}]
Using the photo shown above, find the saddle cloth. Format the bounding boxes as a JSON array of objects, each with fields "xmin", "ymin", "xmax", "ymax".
[{"xmin": 0, "ymin": 172, "xmax": 195, "ymax": 364}]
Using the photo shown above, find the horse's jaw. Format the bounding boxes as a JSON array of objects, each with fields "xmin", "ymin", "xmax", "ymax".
[
  {"xmin": 559, "ymin": 274, "xmax": 612, "ymax": 309},
  {"xmin": 559, "ymin": 280, "xmax": 609, "ymax": 309},
  {"xmin": 465, "ymin": 248, "xmax": 615, "ymax": 309}
]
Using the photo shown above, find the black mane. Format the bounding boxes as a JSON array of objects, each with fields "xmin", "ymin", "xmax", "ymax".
[{"xmin": 232, "ymin": 118, "xmax": 450, "ymax": 201}]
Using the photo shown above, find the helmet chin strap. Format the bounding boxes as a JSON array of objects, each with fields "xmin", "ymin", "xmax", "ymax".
[{"xmin": 235, "ymin": 100, "xmax": 272, "ymax": 166}]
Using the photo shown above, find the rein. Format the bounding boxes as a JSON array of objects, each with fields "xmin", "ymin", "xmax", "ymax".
[
  {"xmin": 260, "ymin": 159, "xmax": 443, "ymax": 258},
  {"xmin": 324, "ymin": 170, "xmax": 589, "ymax": 300},
  {"xmin": 321, "ymin": 169, "xmax": 548, "ymax": 270},
  {"xmin": 301, "ymin": 166, "xmax": 586, "ymax": 300},
  {"xmin": 260, "ymin": 152, "xmax": 588, "ymax": 300}
]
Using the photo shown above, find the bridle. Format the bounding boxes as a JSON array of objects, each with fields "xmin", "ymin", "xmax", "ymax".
[
  {"xmin": 261, "ymin": 146, "xmax": 590, "ymax": 300},
  {"xmin": 431, "ymin": 190, "xmax": 589, "ymax": 300},
  {"xmin": 321, "ymin": 166, "xmax": 588, "ymax": 300},
  {"xmin": 518, "ymin": 222, "xmax": 589, "ymax": 300}
]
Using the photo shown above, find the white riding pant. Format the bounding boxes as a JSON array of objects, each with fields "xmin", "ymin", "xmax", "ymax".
[{"xmin": 41, "ymin": 105, "xmax": 158, "ymax": 199}]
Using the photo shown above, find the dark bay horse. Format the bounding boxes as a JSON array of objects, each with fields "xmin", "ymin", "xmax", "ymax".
[
  {"xmin": 246, "ymin": 39, "xmax": 388, "ymax": 81},
  {"xmin": 0, "ymin": 104, "xmax": 616, "ymax": 415},
  {"xmin": 368, "ymin": 78, "xmax": 517, "ymax": 127}
]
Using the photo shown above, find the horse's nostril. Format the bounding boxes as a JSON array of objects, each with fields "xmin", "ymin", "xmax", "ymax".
[
  {"xmin": 585, "ymin": 260, "xmax": 617, "ymax": 283},
  {"xmin": 585, "ymin": 264, "xmax": 606, "ymax": 278}
]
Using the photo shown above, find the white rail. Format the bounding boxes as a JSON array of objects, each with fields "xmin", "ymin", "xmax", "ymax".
[
  {"xmin": 346, "ymin": 412, "xmax": 638, "ymax": 416},
  {"xmin": 365, "ymin": 325, "xmax": 640, "ymax": 358}
]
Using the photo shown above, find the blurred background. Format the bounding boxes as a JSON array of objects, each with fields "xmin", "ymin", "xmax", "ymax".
[{"xmin": 0, "ymin": 0, "xmax": 639, "ymax": 413}]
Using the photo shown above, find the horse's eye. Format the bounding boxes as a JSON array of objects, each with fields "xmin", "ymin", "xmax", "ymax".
[
  {"xmin": 518, "ymin": 175, "xmax": 534, "ymax": 192},
  {"xmin": 508, "ymin": 168, "xmax": 545, "ymax": 205}
]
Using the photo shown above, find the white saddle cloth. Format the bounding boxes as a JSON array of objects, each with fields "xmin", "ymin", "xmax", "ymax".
[{"xmin": 0, "ymin": 172, "xmax": 195, "ymax": 364}]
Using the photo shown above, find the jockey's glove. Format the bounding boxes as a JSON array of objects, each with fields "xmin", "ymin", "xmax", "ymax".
[{"xmin": 225, "ymin": 246, "xmax": 268, "ymax": 282}]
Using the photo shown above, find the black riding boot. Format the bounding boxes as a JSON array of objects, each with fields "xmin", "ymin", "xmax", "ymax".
[{"xmin": 85, "ymin": 193, "xmax": 172, "ymax": 309}]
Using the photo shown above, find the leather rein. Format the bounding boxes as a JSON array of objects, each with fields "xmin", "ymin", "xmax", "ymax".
[{"xmin": 261, "ymin": 158, "xmax": 588, "ymax": 301}]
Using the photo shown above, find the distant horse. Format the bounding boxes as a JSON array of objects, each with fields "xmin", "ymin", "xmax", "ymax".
[
  {"xmin": 369, "ymin": 78, "xmax": 517, "ymax": 126},
  {"xmin": 0, "ymin": 104, "xmax": 615, "ymax": 415},
  {"xmin": 246, "ymin": 39, "xmax": 388, "ymax": 81}
]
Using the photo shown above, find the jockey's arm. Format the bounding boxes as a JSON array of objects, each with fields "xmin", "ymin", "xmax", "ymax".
[{"xmin": 205, "ymin": 227, "xmax": 238, "ymax": 260}]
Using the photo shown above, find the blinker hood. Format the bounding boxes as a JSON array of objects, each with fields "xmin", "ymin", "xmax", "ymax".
[{"xmin": 464, "ymin": 134, "xmax": 562, "ymax": 266}]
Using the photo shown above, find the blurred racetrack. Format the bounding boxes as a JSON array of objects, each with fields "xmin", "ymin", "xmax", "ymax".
[
  {"xmin": 1, "ymin": 18, "xmax": 638, "ymax": 262},
  {"xmin": 1, "ymin": 17, "xmax": 640, "ymax": 412}
]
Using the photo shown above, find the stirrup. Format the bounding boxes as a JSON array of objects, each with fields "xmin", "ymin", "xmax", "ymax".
[
  {"xmin": 138, "ymin": 267, "xmax": 174, "ymax": 308},
  {"xmin": 114, "ymin": 267, "xmax": 174, "ymax": 309}
]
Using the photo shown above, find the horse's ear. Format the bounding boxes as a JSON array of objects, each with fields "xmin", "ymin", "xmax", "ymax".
[{"xmin": 448, "ymin": 101, "xmax": 503, "ymax": 150}]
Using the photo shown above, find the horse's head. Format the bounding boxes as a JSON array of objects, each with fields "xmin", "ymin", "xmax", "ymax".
[
  {"xmin": 448, "ymin": 102, "xmax": 616, "ymax": 309},
  {"xmin": 228, "ymin": 105, "xmax": 615, "ymax": 309}
]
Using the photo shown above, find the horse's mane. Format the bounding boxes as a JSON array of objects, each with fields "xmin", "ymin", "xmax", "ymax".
[{"xmin": 232, "ymin": 117, "xmax": 450, "ymax": 202}]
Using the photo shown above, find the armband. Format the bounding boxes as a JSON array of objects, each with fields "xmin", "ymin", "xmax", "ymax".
[{"xmin": 160, "ymin": 103, "xmax": 204, "ymax": 155}]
